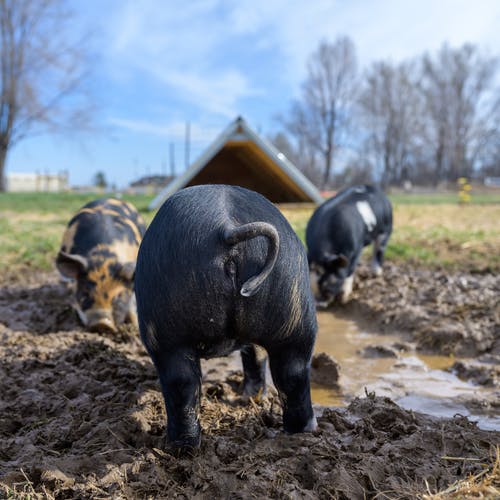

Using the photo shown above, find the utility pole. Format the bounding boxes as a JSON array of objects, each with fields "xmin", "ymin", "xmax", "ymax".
[
  {"xmin": 185, "ymin": 121, "xmax": 190, "ymax": 169},
  {"xmin": 170, "ymin": 142, "xmax": 176, "ymax": 177}
]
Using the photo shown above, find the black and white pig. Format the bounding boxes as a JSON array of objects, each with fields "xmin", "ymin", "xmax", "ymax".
[
  {"xmin": 306, "ymin": 185, "xmax": 392, "ymax": 306},
  {"xmin": 135, "ymin": 185, "xmax": 317, "ymax": 450},
  {"xmin": 56, "ymin": 198, "xmax": 146, "ymax": 333}
]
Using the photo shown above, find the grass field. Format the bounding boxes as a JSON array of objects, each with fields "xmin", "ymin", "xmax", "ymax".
[
  {"xmin": 388, "ymin": 191, "xmax": 500, "ymax": 205},
  {"xmin": 0, "ymin": 190, "xmax": 499, "ymax": 275}
]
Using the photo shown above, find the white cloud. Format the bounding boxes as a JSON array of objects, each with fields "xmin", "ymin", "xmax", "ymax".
[
  {"xmin": 243, "ymin": 0, "xmax": 500, "ymax": 86},
  {"xmin": 104, "ymin": 0, "xmax": 500, "ymax": 115},
  {"xmin": 106, "ymin": 0, "xmax": 260, "ymax": 117},
  {"xmin": 342, "ymin": 0, "xmax": 500, "ymax": 64},
  {"xmin": 108, "ymin": 117, "xmax": 222, "ymax": 144},
  {"xmin": 145, "ymin": 66, "xmax": 261, "ymax": 118},
  {"xmin": 226, "ymin": 0, "xmax": 500, "ymax": 82}
]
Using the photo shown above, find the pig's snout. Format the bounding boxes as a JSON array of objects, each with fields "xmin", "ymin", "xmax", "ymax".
[
  {"xmin": 87, "ymin": 310, "xmax": 117, "ymax": 333},
  {"xmin": 90, "ymin": 319, "xmax": 116, "ymax": 334}
]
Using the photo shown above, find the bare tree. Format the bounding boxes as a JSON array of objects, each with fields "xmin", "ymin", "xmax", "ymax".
[
  {"xmin": 420, "ymin": 43, "xmax": 500, "ymax": 184},
  {"xmin": 477, "ymin": 122, "xmax": 500, "ymax": 179},
  {"xmin": 359, "ymin": 60, "xmax": 423, "ymax": 187},
  {"xmin": 268, "ymin": 132, "xmax": 299, "ymax": 165},
  {"xmin": 0, "ymin": 0, "xmax": 93, "ymax": 191},
  {"xmin": 270, "ymin": 124, "xmax": 322, "ymax": 186},
  {"xmin": 93, "ymin": 170, "xmax": 107, "ymax": 189},
  {"xmin": 281, "ymin": 36, "xmax": 358, "ymax": 188},
  {"xmin": 335, "ymin": 156, "xmax": 374, "ymax": 186}
]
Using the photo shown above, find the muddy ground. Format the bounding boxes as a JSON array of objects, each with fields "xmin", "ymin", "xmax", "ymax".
[
  {"xmin": 344, "ymin": 263, "xmax": 500, "ymax": 387},
  {"xmin": 0, "ymin": 264, "xmax": 499, "ymax": 499}
]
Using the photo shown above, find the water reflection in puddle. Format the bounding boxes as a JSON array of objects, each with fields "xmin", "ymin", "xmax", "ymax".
[{"xmin": 312, "ymin": 311, "xmax": 500, "ymax": 431}]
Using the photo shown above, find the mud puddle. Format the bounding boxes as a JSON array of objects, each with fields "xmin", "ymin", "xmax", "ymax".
[{"xmin": 312, "ymin": 312, "xmax": 500, "ymax": 431}]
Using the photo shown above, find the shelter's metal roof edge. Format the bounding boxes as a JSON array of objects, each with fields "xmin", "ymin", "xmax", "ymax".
[{"xmin": 236, "ymin": 119, "xmax": 323, "ymax": 204}]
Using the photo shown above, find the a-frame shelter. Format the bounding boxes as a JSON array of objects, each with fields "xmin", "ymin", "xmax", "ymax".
[{"xmin": 148, "ymin": 116, "xmax": 323, "ymax": 209}]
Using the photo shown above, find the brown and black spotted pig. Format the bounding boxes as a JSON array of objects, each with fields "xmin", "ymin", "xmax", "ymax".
[{"xmin": 56, "ymin": 198, "xmax": 146, "ymax": 333}]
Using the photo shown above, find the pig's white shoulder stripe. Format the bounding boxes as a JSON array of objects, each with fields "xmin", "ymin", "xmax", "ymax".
[{"xmin": 356, "ymin": 201, "xmax": 377, "ymax": 231}]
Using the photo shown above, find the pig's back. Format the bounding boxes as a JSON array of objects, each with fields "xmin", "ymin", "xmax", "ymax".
[{"xmin": 136, "ymin": 185, "xmax": 315, "ymax": 350}]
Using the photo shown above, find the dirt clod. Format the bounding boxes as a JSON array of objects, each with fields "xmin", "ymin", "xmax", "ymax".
[
  {"xmin": 311, "ymin": 352, "xmax": 340, "ymax": 386},
  {"xmin": 451, "ymin": 356, "xmax": 500, "ymax": 387},
  {"xmin": 358, "ymin": 344, "xmax": 399, "ymax": 358}
]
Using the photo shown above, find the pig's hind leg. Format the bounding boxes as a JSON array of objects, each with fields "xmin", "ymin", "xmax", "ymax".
[
  {"xmin": 268, "ymin": 339, "xmax": 316, "ymax": 433},
  {"xmin": 125, "ymin": 293, "xmax": 138, "ymax": 327},
  {"xmin": 372, "ymin": 232, "xmax": 390, "ymax": 276},
  {"xmin": 340, "ymin": 253, "xmax": 360, "ymax": 304},
  {"xmin": 240, "ymin": 344, "xmax": 267, "ymax": 396},
  {"xmin": 153, "ymin": 349, "xmax": 202, "ymax": 450}
]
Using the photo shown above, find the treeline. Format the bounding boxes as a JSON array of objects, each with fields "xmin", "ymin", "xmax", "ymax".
[{"xmin": 272, "ymin": 37, "xmax": 500, "ymax": 189}]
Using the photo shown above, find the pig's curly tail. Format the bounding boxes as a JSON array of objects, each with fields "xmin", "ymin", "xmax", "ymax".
[{"xmin": 223, "ymin": 222, "xmax": 279, "ymax": 297}]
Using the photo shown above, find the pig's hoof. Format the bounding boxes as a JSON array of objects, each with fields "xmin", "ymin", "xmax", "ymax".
[
  {"xmin": 303, "ymin": 415, "xmax": 318, "ymax": 432},
  {"xmin": 125, "ymin": 315, "xmax": 139, "ymax": 329},
  {"xmin": 284, "ymin": 414, "xmax": 318, "ymax": 434},
  {"xmin": 166, "ymin": 439, "xmax": 200, "ymax": 457},
  {"xmin": 242, "ymin": 381, "xmax": 266, "ymax": 399},
  {"xmin": 315, "ymin": 300, "xmax": 330, "ymax": 310},
  {"xmin": 339, "ymin": 293, "xmax": 351, "ymax": 304}
]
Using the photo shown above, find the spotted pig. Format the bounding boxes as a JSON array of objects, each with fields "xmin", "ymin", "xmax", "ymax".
[
  {"xmin": 56, "ymin": 198, "xmax": 146, "ymax": 333},
  {"xmin": 306, "ymin": 185, "xmax": 392, "ymax": 306},
  {"xmin": 135, "ymin": 185, "xmax": 318, "ymax": 450}
]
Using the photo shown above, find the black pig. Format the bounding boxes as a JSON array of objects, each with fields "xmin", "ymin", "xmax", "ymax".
[
  {"xmin": 56, "ymin": 198, "xmax": 146, "ymax": 333},
  {"xmin": 306, "ymin": 185, "xmax": 392, "ymax": 306},
  {"xmin": 135, "ymin": 185, "xmax": 317, "ymax": 449}
]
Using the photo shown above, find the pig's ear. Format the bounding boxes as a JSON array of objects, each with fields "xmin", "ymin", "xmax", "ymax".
[
  {"xmin": 337, "ymin": 254, "xmax": 349, "ymax": 268},
  {"xmin": 325, "ymin": 253, "xmax": 349, "ymax": 268},
  {"xmin": 56, "ymin": 251, "xmax": 88, "ymax": 279},
  {"xmin": 119, "ymin": 262, "xmax": 136, "ymax": 282}
]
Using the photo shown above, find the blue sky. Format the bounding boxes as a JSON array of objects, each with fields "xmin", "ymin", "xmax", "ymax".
[{"xmin": 7, "ymin": 0, "xmax": 500, "ymax": 188}]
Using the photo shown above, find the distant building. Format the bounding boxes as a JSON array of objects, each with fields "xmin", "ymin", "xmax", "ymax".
[
  {"xmin": 128, "ymin": 175, "xmax": 173, "ymax": 195},
  {"xmin": 484, "ymin": 177, "xmax": 500, "ymax": 188},
  {"xmin": 6, "ymin": 171, "xmax": 69, "ymax": 192}
]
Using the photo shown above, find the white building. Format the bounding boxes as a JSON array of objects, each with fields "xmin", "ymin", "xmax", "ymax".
[
  {"xmin": 6, "ymin": 171, "xmax": 69, "ymax": 192},
  {"xmin": 484, "ymin": 177, "xmax": 500, "ymax": 188}
]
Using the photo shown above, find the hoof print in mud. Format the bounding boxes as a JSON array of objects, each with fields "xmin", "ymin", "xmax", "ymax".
[
  {"xmin": 205, "ymin": 383, "xmax": 225, "ymax": 399},
  {"xmin": 167, "ymin": 441, "xmax": 200, "ymax": 458}
]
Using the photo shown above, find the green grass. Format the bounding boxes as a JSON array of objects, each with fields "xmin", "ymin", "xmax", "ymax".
[
  {"xmin": 0, "ymin": 192, "xmax": 155, "ymax": 214},
  {"xmin": 0, "ymin": 192, "xmax": 156, "ymax": 276},
  {"xmin": 385, "ymin": 240, "xmax": 500, "ymax": 270},
  {"xmin": 1, "ymin": 191, "xmax": 500, "ymax": 276},
  {"xmin": 388, "ymin": 191, "xmax": 500, "ymax": 205},
  {"xmin": 384, "ymin": 222, "xmax": 500, "ymax": 270},
  {"xmin": 0, "ymin": 217, "xmax": 63, "ymax": 271}
]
